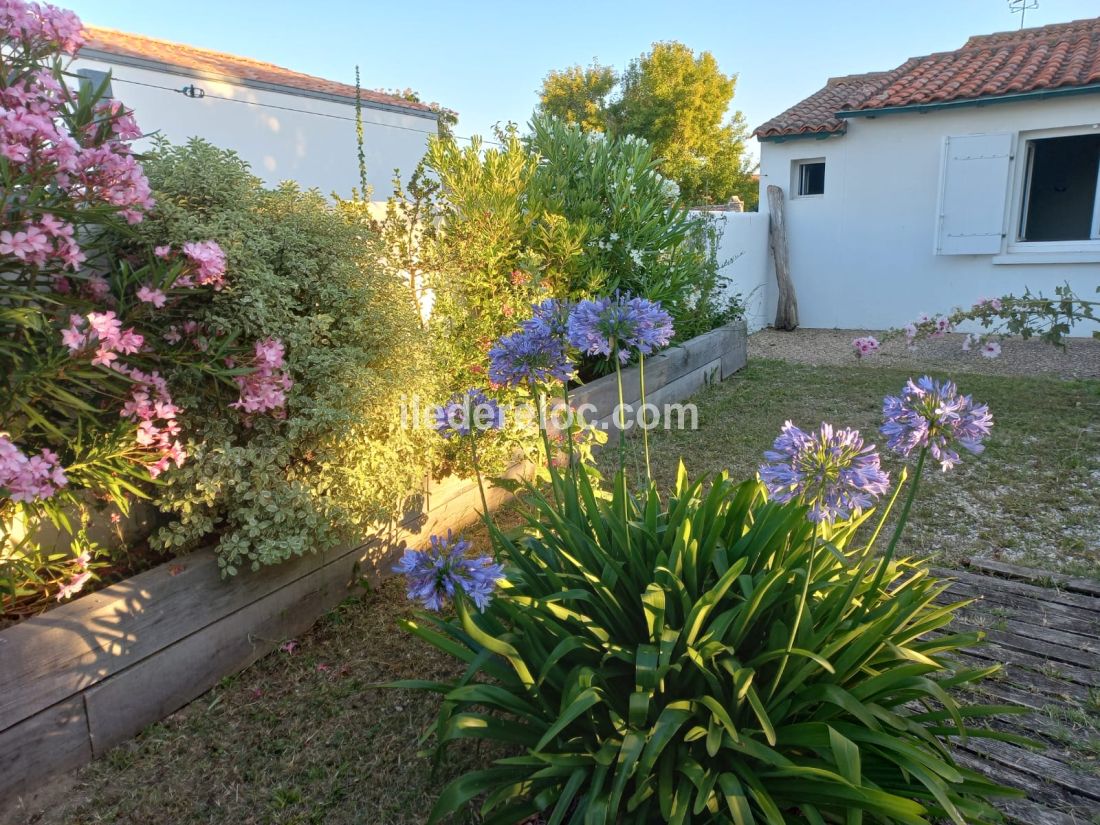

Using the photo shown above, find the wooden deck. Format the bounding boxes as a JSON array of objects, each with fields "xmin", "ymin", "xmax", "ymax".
[{"xmin": 932, "ymin": 560, "xmax": 1100, "ymax": 825}]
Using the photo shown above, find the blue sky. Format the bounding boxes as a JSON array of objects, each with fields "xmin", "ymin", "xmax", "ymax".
[{"xmin": 67, "ymin": 0, "xmax": 1099, "ymax": 158}]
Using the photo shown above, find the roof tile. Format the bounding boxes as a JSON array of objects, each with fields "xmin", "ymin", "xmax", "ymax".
[
  {"xmin": 80, "ymin": 26, "xmax": 437, "ymax": 114},
  {"xmin": 756, "ymin": 16, "xmax": 1100, "ymax": 138}
]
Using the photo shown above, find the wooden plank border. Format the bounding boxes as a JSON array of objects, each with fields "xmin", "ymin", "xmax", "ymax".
[{"xmin": 0, "ymin": 320, "xmax": 748, "ymax": 808}]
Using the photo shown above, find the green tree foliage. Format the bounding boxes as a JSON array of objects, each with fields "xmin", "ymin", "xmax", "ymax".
[
  {"xmin": 526, "ymin": 117, "xmax": 739, "ymax": 345},
  {"xmin": 536, "ymin": 62, "xmax": 618, "ymax": 133},
  {"xmin": 536, "ymin": 42, "xmax": 758, "ymax": 208}
]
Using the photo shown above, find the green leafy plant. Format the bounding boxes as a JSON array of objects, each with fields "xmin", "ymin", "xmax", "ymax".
[
  {"xmin": 397, "ymin": 465, "xmax": 1023, "ymax": 824},
  {"xmin": 132, "ymin": 139, "xmax": 435, "ymax": 572},
  {"xmin": 526, "ymin": 115, "xmax": 742, "ymax": 350}
]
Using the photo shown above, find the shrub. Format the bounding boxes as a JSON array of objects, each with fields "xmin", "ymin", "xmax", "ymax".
[
  {"xmin": 1, "ymin": 2, "xmax": 262, "ymax": 605},
  {"xmin": 526, "ymin": 115, "xmax": 741, "ymax": 347},
  {"xmin": 374, "ymin": 118, "xmax": 743, "ymax": 480},
  {"xmin": 131, "ymin": 140, "xmax": 434, "ymax": 572},
  {"xmin": 411, "ymin": 132, "xmax": 567, "ymax": 477}
]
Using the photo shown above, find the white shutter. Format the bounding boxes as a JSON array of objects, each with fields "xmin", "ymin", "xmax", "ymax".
[{"xmin": 936, "ymin": 133, "xmax": 1013, "ymax": 255}]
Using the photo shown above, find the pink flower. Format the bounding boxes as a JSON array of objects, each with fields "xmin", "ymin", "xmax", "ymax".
[
  {"xmin": 981, "ymin": 341, "xmax": 1002, "ymax": 359},
  {"xmin": 973, "ymin": 296, "xmax": 1004, "ymax": 313},
  {"xmin": 60, "ymin": 320, "xmax": 87, "ymax": 351},
  {"xmin": 0, "ymin": 434, "xmax": 67, "ymax": 502},
  {"xmin": 852, "ymin": 336, "xmax": 880, "ymax": 359},
  {"xmin": 154, "ymin": 245, "xmax": 171, "ymax": 259},
  {"xmin": 136, "ymin": 285, "xmax": 167, "ymax": 308},
  {"xmin": 181, "ymin": 240, "xmax": 227, "ymax": 290},
  {"xmin": 232, "ymin": 338, "xmax": 292, "ymax": 415},
  {"xmin": 110, "ymin": 512, "xmax": 121, "ymax": 524},
  {"xmin": 56, "ymin": 571, "xmax": 92, "ymax": 601}
]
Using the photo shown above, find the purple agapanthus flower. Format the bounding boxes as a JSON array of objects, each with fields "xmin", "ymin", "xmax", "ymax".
[
  {"xmin": 759, "ymin": 421, "xmax": 891, "ymax": 523},
  {"xmin": 488, "ymin": 325, "xmax": 574, "ymax": 387},
  {"xmin": 567, "ymin": 294, "xmax": 674, "ymax": 364},
  {"xmin": 881, "ymin": 376, "xmax": 993, "ymax": 471},
  {"xmin": 523, "ymin": 298, "xmax": 572, "ymax": 341},
  {"xmin": 394, "ymin": 530, "xmax": 504, "ymax": 611},
  {"xmin": 434, "ymin": 389, "xmax": 504, "ymax": 438}
]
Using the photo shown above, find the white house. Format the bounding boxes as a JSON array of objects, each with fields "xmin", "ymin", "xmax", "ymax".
[
  {"xmin": 749, "ymin": 17, "xmax": 1100, "ymax": 332},
  {"xmin": 73, "ymin": 28, "xmax": 441, "ymax": 198}
]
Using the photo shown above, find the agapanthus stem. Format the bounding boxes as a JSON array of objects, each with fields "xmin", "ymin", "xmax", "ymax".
[
  {"xmin": 469, "ymin": 432, "xmax": 491, "ymax": 520},
  {"xmin": 613, "ymin": 353, "xmax": 627, "ymax": 476},
  {"xmin": 639, "ymin": 354, "xmax": 651, "ymax": 480},
  {"xmin": 769, "ymin": 519, "xmax": 819, "ymax": 700},
  {"xmin": 536, "ymin": 389, "xmax": 562, "ymax": 505},
  {"xmin": 866, "ymin": 446, "xmax": 928, "ymax": 603},
  {"xmin": 561, "ymin": 381, "xmax": 574, "ymax": 473},
  {"xmin": 612, "ymin": 352, "xmax": 631, "ymax": 553}
]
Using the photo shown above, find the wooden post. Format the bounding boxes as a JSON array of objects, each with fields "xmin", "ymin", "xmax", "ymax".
[{"xmin": 767, "ymin": 185, "xmax": 799, "ymax": 330}]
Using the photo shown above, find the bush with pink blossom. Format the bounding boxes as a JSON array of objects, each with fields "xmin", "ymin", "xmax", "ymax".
[{"xmin": 0, "ymin": 1, "xmax": 289, "ymax": 608}]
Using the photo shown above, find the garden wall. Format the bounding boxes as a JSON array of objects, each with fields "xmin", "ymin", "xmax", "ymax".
[
  {"xmin": 695, "ymin": 211, "xmax": 773, "ymax": 333},
  {"xmin": 0, "ymin": 321, "xmax": 747, "ymax": 812}
]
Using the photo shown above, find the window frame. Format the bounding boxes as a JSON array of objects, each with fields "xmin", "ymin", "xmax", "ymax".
[
  {"xmin": 1006, "ymin": 125, "xmax": 1100, "ymax": 255},
  {"xmin": 792, "ymin": 158, "xmax": 826, "ymax": 198}
]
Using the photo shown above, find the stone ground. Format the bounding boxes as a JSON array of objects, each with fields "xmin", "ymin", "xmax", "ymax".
[{"xmin": 749, "ymin": 328, "xmax": 1100, "ymax": 380}]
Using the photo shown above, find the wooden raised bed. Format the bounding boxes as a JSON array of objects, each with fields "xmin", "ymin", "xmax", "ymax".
[{"xmin": 0, "ymin": 320, "xmax": 748, "ymax": 808}]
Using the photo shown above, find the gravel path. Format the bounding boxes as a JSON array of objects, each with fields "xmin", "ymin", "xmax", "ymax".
[{"xmin": 749, "ymin": 328, "xmax": 1100, "ymax": 379}]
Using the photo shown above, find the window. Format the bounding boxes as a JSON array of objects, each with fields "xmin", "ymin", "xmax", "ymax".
[
  {"xmin": 76, "ymin": 68, "xmax": 113, "ymax": 98},
  {"xmin": 794, "ymin": 159, "xmax": 825, "ymax": 196},
  {"xmin": 1019, "ymin": 134, "xmax": 1100, "ymax": 242}
]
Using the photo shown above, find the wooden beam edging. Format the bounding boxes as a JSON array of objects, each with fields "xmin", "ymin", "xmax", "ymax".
[{"xmin": 0, "ymin": 320, "xmax": 747, "ymax": 809}]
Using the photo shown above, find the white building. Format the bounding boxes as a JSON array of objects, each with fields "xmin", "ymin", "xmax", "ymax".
[
  {"xmin": 74, "ymin": 27, "xmax": 442, "ymax": 199},
  {"xmin": 746, "ymin": 17, "xmax": 1100, "ymax": 332}
]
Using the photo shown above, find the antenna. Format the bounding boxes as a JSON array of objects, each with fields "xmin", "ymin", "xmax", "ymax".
[{"xmin": 1007, "ymin": 0, "xmax": 1038, "ymax": 29}]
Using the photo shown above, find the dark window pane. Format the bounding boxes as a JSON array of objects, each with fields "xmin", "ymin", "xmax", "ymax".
[
  {"xmin": 1023, "ymin": 134, "xmax": 1100, "ymax": 241},
  {"xmin": 799, "ymin": 161, "xmax": 825, "ymax": 196}
]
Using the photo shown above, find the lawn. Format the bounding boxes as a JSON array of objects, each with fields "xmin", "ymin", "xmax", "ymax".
[{"xmin": 16, "ymin": 358, "xmax": 1099, "ymax": 825}]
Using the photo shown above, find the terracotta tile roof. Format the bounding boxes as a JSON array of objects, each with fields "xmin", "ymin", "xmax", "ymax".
[
  {"xmin": 754, "ymin": 71, "xmax": 900, "ymax": 139},
  {"xmin": 80, "ymin": 26, "xmax": 437, "ymax": 115},
  {"xmin": 755, "ymin": 16, "xmax": 1100, "ymax": 139}
]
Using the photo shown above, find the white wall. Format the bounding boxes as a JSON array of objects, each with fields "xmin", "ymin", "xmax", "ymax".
[
  {"xmin": 72, "ymin": 57, "xmax": 436, "ymax": 199},
  {"xmin": 758, "ymin": 96, "xmax": 1100, "ymax": 332},
  {"xmin": 700, "ymin": 212, "xmax": 773, "ymax": 332}
]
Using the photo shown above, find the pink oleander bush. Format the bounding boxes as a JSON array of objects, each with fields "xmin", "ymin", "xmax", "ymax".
[{"xmin": 1, "ymin": 0, "xmax": 290, "ymax": 607}]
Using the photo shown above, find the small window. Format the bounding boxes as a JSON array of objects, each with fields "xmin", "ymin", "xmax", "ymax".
[
  {"xmin": 76, "ymin": 68, "xmax": 113, "ymax": 98},
  {"xmin": 795, "ymin": 159, "xmax": 825, "ymax": 197},
  {"xmin": 1019, "ymin": 134, "xmax": 1100, "ymax": 242}
]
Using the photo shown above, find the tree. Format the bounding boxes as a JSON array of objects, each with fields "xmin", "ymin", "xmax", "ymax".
[
  {"xmin": 535, "ymin": 42, "xmax": 757, "ymax": 209},
  {"xmin": 536, "ymin": 62, "xmax": 617, "ymax": 133}
]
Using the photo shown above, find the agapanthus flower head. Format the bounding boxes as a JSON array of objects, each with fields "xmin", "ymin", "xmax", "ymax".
[
  {"xmin": 881, "ymin": 376, "xmax": 993, "ymax": 471},
  {"xmin": 394, "ymin": 530, "xmax": 504, "ymax": 611},
  {"xmin": 522, "ymin": 298, "xmax": 572, "ymax": 342},
  {"xmin": 759, "ymin": 421, "xmax": 890, "ymax": 523},
  {"xmin": 488, "ymin": 325, "xmax": 573, "ymax": 387},
  {"xmin": 567, "ymin": 294, "xmax": 674, "ymax": 364},
  {"xmin": 434, "ymin": 389, "xmax": 504, "ymax": 438}
]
